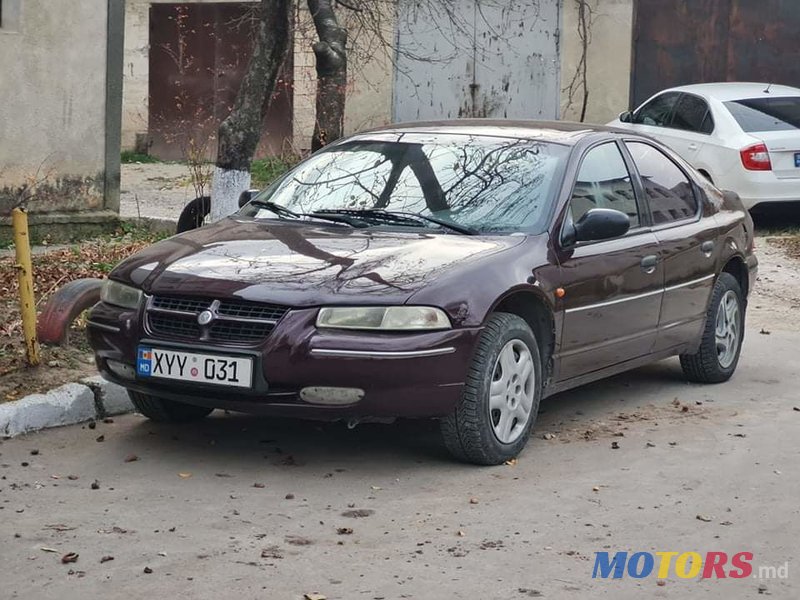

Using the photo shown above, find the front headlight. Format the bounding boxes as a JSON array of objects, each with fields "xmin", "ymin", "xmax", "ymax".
[
  {"xmin": 100, "ymin": 280, "xmax": 143, "ymax": 310},
  {"xmin": 316, "ymin": 306, "xmax": 451, "ymax": 331}
]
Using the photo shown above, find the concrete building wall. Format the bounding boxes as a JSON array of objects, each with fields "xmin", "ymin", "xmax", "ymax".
[
  {"xmin": 0, "ymin": 0, "xmax": 110, "ymax": 214},
  {"xmin": 560, "ymin": 0, "xmax": 633, "ymax": 124}
]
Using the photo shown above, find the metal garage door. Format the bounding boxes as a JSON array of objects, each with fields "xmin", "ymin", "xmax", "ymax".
[
  {"xmin": 393, "ymin": 0, "xmax": 561, "ymax": 122},
  {"xmin": 631, "ymin": 0, "xmax": 800, "ymax": 107}
]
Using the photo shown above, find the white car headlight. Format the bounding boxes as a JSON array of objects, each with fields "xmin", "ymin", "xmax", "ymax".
[
  {"xmin": 100, "ymin": 280, "xmax": 143, "ymax": 310},
  {"xmin": 316, "ymin": 306, "xmax": 451, "ymax": 331}
]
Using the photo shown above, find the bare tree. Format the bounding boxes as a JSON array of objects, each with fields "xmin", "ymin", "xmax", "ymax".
[
  {"xmin": 309, "ymin": 0, "xmax": 348, "ymax": 152},
  {"xmin": 210, "ymin": 0, "xmax": 292, "ymax": 221}
]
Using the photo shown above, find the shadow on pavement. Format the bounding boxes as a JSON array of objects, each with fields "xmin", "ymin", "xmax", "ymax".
[{"xmin": 118, "ymin": 358, "xmax": 690, "ymax": 467}]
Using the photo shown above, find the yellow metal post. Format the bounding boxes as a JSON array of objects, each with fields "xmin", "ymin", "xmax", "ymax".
[{"xmin": 12, "ymin": 208, "xmax": 40, "ymax": 366}]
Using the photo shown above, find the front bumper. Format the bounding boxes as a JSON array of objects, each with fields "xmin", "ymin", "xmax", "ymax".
[{"xmin": 87, "ymin": 302, "xmax": 481, "ymax": 419}]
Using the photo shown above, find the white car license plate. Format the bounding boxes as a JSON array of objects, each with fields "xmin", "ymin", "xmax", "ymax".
[{"xmin": 136, "ymin": 347, "xmax": 253, "ymax": 388}]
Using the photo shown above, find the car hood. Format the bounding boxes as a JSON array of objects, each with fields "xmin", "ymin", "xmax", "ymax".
[{"xmin": 112, "ymin": 218, "xmax": 525, "ymax": 307}]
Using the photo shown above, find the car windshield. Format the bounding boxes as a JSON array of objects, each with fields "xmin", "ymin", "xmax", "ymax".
[
  {"xmin": 724, "ymin": 97, "xmax": 800, "ymax": 132},
  {"xmin": 241, "ymin": 134, "xmax": 569, "ymax": 234}
]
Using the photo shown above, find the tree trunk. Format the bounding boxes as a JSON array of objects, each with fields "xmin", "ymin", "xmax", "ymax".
[
  {"xmin": 211, "ymin": 0, "xmax": 291, "ymax": 221},
  {"xmin": 309, "ymin": 0, "xmax": 347, "ymax": 152}
]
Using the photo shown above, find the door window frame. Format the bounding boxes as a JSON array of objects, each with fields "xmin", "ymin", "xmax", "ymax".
[
  {"xmin": 622, "ymin": 139, "xmax": 703, "ymax": 231},
  {"xmin": 632, "ymin": 91, "xmax": 682, "ymax": 128},
  {"xmin": 670, "ymin": 92, "xmax": 715, "ymax": 135},
  {"xmin": 558, "ymin": 139, "xmax": 652, "ymax": 249}
]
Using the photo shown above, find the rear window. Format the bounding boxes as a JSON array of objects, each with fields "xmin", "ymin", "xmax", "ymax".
[{"xmin": 725, "ymin": 97, "xmax": 800, "ymax": 132}]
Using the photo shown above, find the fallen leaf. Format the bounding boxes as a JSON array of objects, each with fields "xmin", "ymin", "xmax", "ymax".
[
  {"xmin": 336, "ymin": 527, "xmax": 353, "ymax": 535},
  {"xmin": 285, "ymin": 535, "xmax": 313, "ymax": 546},
  {"xmin": 100, "ymin": 555, "xmax": 114, "ymax": 563},
  {"xmin": 178, "ymin": 472, "xmax": 192, "ymax": 479},
  {"xmin": 657, "ymin": 580, "xmax": 666, "ymax": 587},
  {"xmin": 696, "ymin": 514, "xmax": 712, "ymax": 522},
  {"xmin": 592, "ymin": 486, "xmax": 600, "ymax": 492},
  {"xmin": 124, "ymin": 454, "xmax": 139, "ymax": 463},
  {"xmin": 759, "ymin": 328, "xmax": 771, "ymax": 335},
  {"xmin": 61, "ymin": 552, "xmax": 79, "ymax": 564},
  {"xmin": 469, "ymin": 498, "xmax": 479, "ymax": 505},
  {"xmin": 646, "ymin": 442, "xmax": 656, "ymax": 448},
  {"xmin": 40, "ymin": 547, "xmax": 59, "ymax": 553},
  {"xmin": 457, "ymin": 530, "xmax": 466, "ymax": 537},
  {"xmin": 90, "ymin": 480, "xmax": 100, "ymax": 490},
  {"xmin": 67, "ymin": 475, "xmax": 79, "ymax": 481},
  {"xmin": 285, "ymin": 493, "xmax": 295, "ymax": 500},
  {"xmin": 143, "ymin": 566, "xmax": 153, "ymax": 574},
  {"xmin": 304, "ymin": 593, "xmax": 326, "ymax": 600},
  {"xmin": 542, "ymin": 433, "xmax": 556, "ymax": 440},
  {"xmin": 611, "ymin": 441, "xmax": 620, "ymax": 450},
  {"xmin": 95, "ymin": 435, "xmax": 105, "ymax": 443},
  {"xmin": 504, "ymin": 458, "xmax": 518, "ymax": 466},
  {"xmin": 214, "ymin": 473, "xmax": 233, "ymax": 478},
  {"xmin": 253, "ymin": 482, "xmax": 265, "ymax": 488},
  {"xmin": 720, "ymin": 521, "xmax": 733, "ymax": 526}
]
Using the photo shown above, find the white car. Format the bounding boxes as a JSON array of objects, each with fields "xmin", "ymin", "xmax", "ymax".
[{"xmin": 608, "ymin": 82, "xmax": 800, "ymax": 210}]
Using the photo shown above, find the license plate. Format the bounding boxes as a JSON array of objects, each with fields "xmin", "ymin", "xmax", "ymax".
[
  {"xmin": 795, "ymin": 152, "xmax": 800, "ymax": 167},
  {"xmin": 137, "ymin": 347, "xmax": 253, "ymax": 388}
]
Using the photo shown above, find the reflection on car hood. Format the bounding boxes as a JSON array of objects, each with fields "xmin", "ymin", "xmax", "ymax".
[{"xmin": 111, "ymin": 218, "xmax": 525, "ymax": 306}]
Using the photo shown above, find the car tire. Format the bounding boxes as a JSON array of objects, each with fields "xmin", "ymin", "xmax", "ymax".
[
  {"xmin": 128, "ymin": 390, "xmax": 214, "ymax": 422},
  {"xmin": 441, "ymin": 312, "xmax": 542, "ymax": 465},
  {"xmin": 680, "ymin": 272, "xmax": 745, "ymax": 383},
  {"xmin": 176, "ymin": 196, "xmax": 211, "ymax": 233}
]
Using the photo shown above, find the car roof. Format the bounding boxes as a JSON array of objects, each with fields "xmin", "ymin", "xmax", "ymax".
[
  {"xmin": 663, "ymin": 82, "xmax": 800, "ymax": 102},
  {"xmin": 358, "ymin": 119, "xmax": 625, "ymax": 146}
]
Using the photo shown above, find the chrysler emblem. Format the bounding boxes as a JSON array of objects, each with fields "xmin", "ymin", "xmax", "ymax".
[{"xmin": 197, "ymin": 310, "xmax": 214, "ymax": 326}]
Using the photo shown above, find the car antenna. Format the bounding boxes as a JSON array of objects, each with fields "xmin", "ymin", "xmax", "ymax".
[{"xmin": 763, "ymin": 83, "xmax": 773, "ymax": 94}]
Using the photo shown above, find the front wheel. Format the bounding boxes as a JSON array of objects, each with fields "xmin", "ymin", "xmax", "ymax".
[
  {"xmin": 441, "ymin": 312, "xmax": 542, "ymax": 465},
  {"xmin": 680, "ymin": 272, "xmax": 745, "ymax": 383}
]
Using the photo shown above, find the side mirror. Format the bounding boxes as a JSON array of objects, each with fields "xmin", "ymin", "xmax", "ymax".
[
  {"xmin": 238, "ymin": 189, "xmax": 260, "ymax": 208},
  {"xmin": 574, "ymin": 208, "xmax": 630, "ymax": 243},
  {"xmin": 619, "ymin": 111, "xmax": 633, "ymax": 123}
]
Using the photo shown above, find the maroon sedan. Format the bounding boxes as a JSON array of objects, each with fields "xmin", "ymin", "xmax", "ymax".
[{"xmin": 88, "ymin": 121, "xmax": 757, "ymax": 464}]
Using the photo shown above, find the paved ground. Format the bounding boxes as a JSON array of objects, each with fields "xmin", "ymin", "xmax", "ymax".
[
  {"xmin": 120, "ymin": 163, "xmax": 200, "ymax": 221},
  {"xmin": 1, "ymin": 332, "xmax": 798, "ymax": 599}
]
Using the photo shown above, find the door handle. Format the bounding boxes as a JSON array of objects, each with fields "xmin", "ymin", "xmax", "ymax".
[
  {"xmin": 641, "ymin": 254, "xmax": 658, "ymax": 274},
  {"xmin": 701, "ymin": 241, "xmax": 714, "ymax": 256}
]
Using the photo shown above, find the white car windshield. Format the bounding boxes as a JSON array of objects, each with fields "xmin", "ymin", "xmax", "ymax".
[{"xmin": 242, "ymin": 134, "xmax": 569, "ymax": 234}]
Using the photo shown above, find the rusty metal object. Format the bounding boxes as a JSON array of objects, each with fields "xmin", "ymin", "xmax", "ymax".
[
  {"xmin": 37, "ymin": 278, "xmax": 104, "ymax": 346},
  {"xmin": 147, "ymin": 2, "xmax": 294, "ymax": 160},
  {"xmin": 631, "ymin": 0, "xmax": 800, "ymax": 108}
]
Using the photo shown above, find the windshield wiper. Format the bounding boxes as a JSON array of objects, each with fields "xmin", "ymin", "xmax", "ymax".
[
  {"xmin": 248, "ymin": 200, "xmax": 303, "ymax": 220},
  {"xmin": 315, "ymin": 208, "xmax": 477, "ymax": 235},
  {"xmin": 310, "ymin": 211, "xmax": 370, "ymax": 228}
]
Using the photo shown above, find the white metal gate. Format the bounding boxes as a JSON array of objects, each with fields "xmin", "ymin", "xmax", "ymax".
[{"xmin": 393, "ymin": 0, "xmax": 561, "ymax": 122}]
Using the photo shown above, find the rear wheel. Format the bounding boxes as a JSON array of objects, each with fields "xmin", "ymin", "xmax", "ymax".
[
  {"xmin": 441, "ymin": 312, "xmax": 542, "ymax": 465},
  {"xmin": 680, "ymin": 272, "xmax": 744, "ymax": 383},
  {"xmin": 128, "ymin": 390, "xmax": 213, "ymax": 422}
]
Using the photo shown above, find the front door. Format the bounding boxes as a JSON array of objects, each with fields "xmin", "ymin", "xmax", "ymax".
[{"xmin": 555, "ymin": 141, "xmax": 664, "ymax": 379}]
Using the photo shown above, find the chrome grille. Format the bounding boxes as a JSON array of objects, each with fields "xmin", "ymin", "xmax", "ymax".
[{"xmin": 146, "ymin": 295, "xmax": 289, "ymax": 344}]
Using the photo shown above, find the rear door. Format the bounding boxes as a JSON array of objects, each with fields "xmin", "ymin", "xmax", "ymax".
[
  {"xmin": 555, "ymin": 141, "xmax": 664, "ymax": 379},
  {"xmin": 624, "ymin": 140, "xmax": 718, "ymax": 352},
  {"xmin": 667, "ymin": 93, "xmax": 715, "ymax": 164}
]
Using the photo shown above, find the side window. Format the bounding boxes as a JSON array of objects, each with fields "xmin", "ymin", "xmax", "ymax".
[
  {"xmin": 626, "ymin": 142, "xmax": 698, "ymax": 225},
  {"xmin": 570, "ymin": 142, "xmax": 640, "ymax": 229},
  {"xmin": 633, "ymin": 93, "xmax": 680, "ymax": 127},
  {"xmin": 672, "ymin": 94, "xmax": 714, "ymax": 134}
]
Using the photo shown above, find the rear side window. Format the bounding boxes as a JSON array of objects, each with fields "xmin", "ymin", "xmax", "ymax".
[
  {"xmin": 570, "ymin": 142, "xmax": 640, "ymax": 228},
  {"xmin": 626, "ymin": 142, "xmax": 697, "ymax": 225},
  {"xmin": 672, "ymin": 94, "xmax": 714, "ymax": 134},
  {"xmin": 633, "ymin": 92, "xmax": 681, "ymax": 127},
  {"xmin": 725, "ymin": 97, "xmax": 800, "ymax": 132}
]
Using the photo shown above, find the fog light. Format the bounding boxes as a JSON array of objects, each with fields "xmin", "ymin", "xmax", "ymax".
[
  {"xmin": 107, "ymin": 359, "xmax": 136, "ymax": 380},
  {"xmin": 300, "ymin": 387, "xmax": 364, "ymax": 405}
]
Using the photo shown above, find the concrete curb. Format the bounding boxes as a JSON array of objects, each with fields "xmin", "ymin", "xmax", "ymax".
[{"xmin": 0, "ymin": 377, "xmax": 133, "ymax": 438}]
